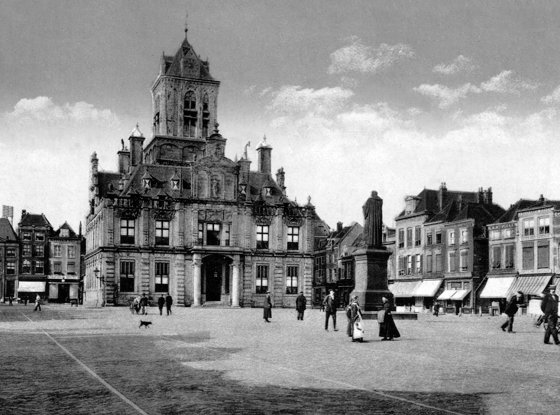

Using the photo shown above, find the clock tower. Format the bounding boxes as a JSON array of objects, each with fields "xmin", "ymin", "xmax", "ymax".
[{"xmin": 151, "ymin": 26, "xmax": 220, "ymax": 140}]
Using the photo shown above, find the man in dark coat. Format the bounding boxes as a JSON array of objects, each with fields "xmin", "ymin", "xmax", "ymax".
[
  {"xmin": 165, "ymin": 293, "xmax": 173, "ymax": 316},
  {"xmin": 323, "ymin": 290, "xmax": 338, "ymax": 331},
  {"xmin": 139, "ymin": 293, "xmax": 148, "ymax": 315},
  {"xmin": 295, "ymin": 291, "xmax": 307, "ymax": 320},
  {"xmin": 541, "ymin": 286, "xmax": 559, "ymax": 345},
  {"xmin": 263, "ymin": 291, "xmax": 272, "ymax": 323},
  {"xmin": 500, "ymin": 291, "xmax": 524, "ymax": 333},
  {"xmin": 157, "ymin": 294, "xmax": 165, "ymax": 316}
]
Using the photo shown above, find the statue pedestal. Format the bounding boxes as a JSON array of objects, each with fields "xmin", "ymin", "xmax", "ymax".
[{"xmin": 351, "ymin": 247, "xmax": 393, "ymax": 311}]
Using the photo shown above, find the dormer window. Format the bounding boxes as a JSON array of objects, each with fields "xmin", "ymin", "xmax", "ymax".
[
  {"xmin": 239, "ymin": 184, "xmax": 247, "ymax": 195},
  {"xmin": 60, "ymin": 229, "xmax": 69, "ymax": 238},
  {"xmin": 118, "ymin": 177, "xmax": 124, "ymax": 191},
  {"xmin": 265, "ymin": 187, "xmax": 272, "ymax": 197},
  {"xmin": 171, "ymin": 179, "xmax": 179, "ymax": 191},
  {"xmin": 142, "ymin": 177, "xmax": 151, "ymax": 189}
]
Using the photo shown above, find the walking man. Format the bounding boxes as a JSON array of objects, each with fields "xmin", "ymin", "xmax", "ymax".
[
  {"xmin": 263, "ymin": 291, "xmax": 272, "ymax": 323},
  {"xmin": 165, "ymin": 293, "xmax": 173, "ymax": 316},
  {"xmin": 541, "ymin": 286, "xmax": 559, "ymax": 345},
  {"xmin": 323, "ymin": 289, "xmax": 338, "ymax": 331},
  {"xmin": 157, "ymin": 294, "xmax": 165, "ymax": 316},
  {"xmin": 139, "ymin": 293, "xmax": 148, "ymax": 315},
  {"xmin": 296, "ymin": 291, "xmax": 307, "ymax": 320},
  {"xmin": 500, "ymin": 291, "xmax": 524, "ymax": 333},
  {"xmin": 33, "ymin": 294, "xmax": 42, "ymax": 312}
]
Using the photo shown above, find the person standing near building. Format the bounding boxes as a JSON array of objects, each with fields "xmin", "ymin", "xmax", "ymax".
[
  {"xmin": 263, "ymin": 291, "xmax": 272, "ymax": 323},
  {"xmin": 165, "ymin": 293, "xmax": 173, "ymax": 316},
  {"xmin": 8, "ymin": 296, "xmax": 13, "ymax": 306},
  {"xmin": 140, "ymin": 293, "xmax": 148, "ymax": 315},
  {"xmin": 541, "ymin": 286, "xmax": 559, "ymax": 345},
  {"xmin": 33, "ymin": 294, "xmax": 42, "ymax": 312},
  {"xmin": 379, "ymin": 296, "xmax": 400, "ymax": 341},
  {"xmin": 347, "ymin": 296, "xmax": 363, "ymax": 340},
  {"xmin": 323, "ymin": 289, "xmax": 338, "ymax": 331},
  {"xmin": 433, "ymin": 301, "xmax": 439, "ymax": 317},
  {"xmin": 157, "ymin": 294, "xmax": 165, "ymax": 316},
  {"xmin": 23, "ymin": 295, "xmax": 27, "ymax": 306},
  {"xmin": 295, "ymin": 291, "xmax": 307, "ymax": 321},
  {"xmin": 500, "ymin": 291, "xmax": 524, "ymax": 333}
]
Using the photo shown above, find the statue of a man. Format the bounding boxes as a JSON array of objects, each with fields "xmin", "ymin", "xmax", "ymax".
[{"xmin": 363, "ymin": 191, "xmax": 383, "ymax": 248}]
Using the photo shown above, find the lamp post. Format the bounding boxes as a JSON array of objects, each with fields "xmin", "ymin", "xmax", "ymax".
[{"xmin": 94, "ymin": 266, "xmax": 105, "ymax": 307}]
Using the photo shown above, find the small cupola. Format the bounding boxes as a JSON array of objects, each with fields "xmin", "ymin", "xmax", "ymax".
[{"xmin": 256, "ymin": 135, "xmax": 273, "ymax": 174}]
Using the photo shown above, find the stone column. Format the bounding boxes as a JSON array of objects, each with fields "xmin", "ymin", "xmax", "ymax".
[
  {"xmin": 193, "ymin": 253, "xmax": 202, "ymax": 307},
  {"xmin": 231, "ymin": 258, "xmax": 240, "ymax": 308}
]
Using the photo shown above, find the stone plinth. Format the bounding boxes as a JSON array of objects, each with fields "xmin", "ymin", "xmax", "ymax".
[{"xmin": 351, "ymin": 247, "xmax": 393, "ymax": 311}]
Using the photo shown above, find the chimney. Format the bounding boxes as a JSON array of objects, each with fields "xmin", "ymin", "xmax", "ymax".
[
  {"xmin": 256, "ymin": 135, "xmax": 272, "ymax": 174},
  {"xmin": 276, "ymin": 167, "xmax": 286, "ymax": 195},
  {"xmin": 475, "ymin": 187, "xmax": 484, "ymax": 204},
  {"xmin": 438, "ymin": 182, "xmax": 448, "ymax": 209},
  {"xmin": 337, "ymin": 222, "xmax": 343, "ymax": 232},
  {"xmin": 483, "ymin": 187, "xmax": 493, "ymax": 205},
  {"xmin": 129, "ymin": 124, "xmax": 145, "ymax": 167},
  {"xmin": 539, "ymin": 194, "xmax": 545, "ymax": 202},
  {"xmin": 118, "ymin": 140, "xmax": 131, "ymax": 174}
]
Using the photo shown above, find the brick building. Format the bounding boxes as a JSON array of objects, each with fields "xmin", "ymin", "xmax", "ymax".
[
  {"xmin": 0, "ymin": 218, "xmax": 19, "ymax": 301},
  {"xmin": 48, "ymin": 222, "xmax": 82, "ymax": 303},
  {"xmin": 84, "ymin": 26, "xmax": 319, "ymax": 308}
]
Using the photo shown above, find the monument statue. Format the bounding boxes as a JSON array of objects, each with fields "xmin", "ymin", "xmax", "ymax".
[{"xmin": 362, "ymin": 191, "xmax": 383, "ymax": 248}]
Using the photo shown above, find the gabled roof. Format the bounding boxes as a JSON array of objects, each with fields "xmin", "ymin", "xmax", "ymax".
[
  {"xmin": 494, "ymin": 199, "xmax": 545, "ymax": 223},
  {"xmin": 19, "ymin": 212, "xmax": 52, "ymax": 229},
  {"xmin": 395, "ymin": 188, "xmax": 478, "ymax": 219},
  {"xmin": 0, "ymin": 218, "xmax": 17, "ymax": 241},
  {"xmin": 426, "ymin": 200, "xmax": 460, "ymax": 224},
  {"xmin": 452, "ymin": 202, "xmax": 505, "ymax": 224},
  {"xmin": 51, "ymin": 222, "xmax": 79, "ymax": 239}
]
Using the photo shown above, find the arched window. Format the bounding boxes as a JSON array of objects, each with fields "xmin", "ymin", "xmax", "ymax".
[
  {"xmin": 202, "ymin": 93, "xmax": 210, "ymax": 137},
  {"xmin": 183, "ymin": 92, "xmax": 197, "ymax": 137}
]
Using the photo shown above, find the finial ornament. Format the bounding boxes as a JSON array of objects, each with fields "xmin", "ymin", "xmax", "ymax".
[
  {"xmin": 244, "ymin": 141, "xmax": 251, "ymax": 159},
  {"xmin": 214, "ymin": 122, "xmax": 219, "ymax": 134},
  {"xmin": 185, "ymin": 12, "xmax": 189, "ymax": 34}
]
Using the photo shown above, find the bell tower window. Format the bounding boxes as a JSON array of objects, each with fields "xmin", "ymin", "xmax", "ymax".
[
  {"xmin": 183, "ymin": 92, "xmax": 197, "ymax": 137},
  {"xmin": 202, "ymin": 94, "xmax": 210, "ymax": 137}
]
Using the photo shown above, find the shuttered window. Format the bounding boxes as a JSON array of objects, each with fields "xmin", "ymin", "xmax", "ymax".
[
  {"xmin": 460, "ymin": 250, "xmax": 468, "ymax": 271},
  {"xmin": 538, "ymin": 244, "xmax": 550, "ymax": 269},
  {"xmin": 426, "ymin": 254, "xmax": 432, "ymax": 273},
  {"xmin": 522, "ymin": 246, "xmax": 534, "ymax": 270},
  {"xmin": 449, "ymin": 251, "xmax": 456, "ymax": 272}
]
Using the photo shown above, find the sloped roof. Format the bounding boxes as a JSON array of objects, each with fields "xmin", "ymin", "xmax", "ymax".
[
  {"xmin": 0, "ymin": 218, "xmax": 17, "ymax": 241},
  {"xmin": 164, "ymin": 34, "xmax": 215, "ymax": 81},
  {"xmin": 426, "ymin": 200, "xmax": 460, "ymax": 224},
  {"xmin": 396, "ymin": 188, "xmax": 478, "ymax": 219},
  {"xmin": 51, "ymin": 222, "xmax": 79, "ymax": 239},
  {"xmin": 452, "ymin": 202, "xmax": 505, "ymax": 224},
  {"xmin": 19, "ymin": 212, "xmax": 51, "ymax": 228},
  {"xmin": 494, "ymin": 199, "xmax": 544, "ymax": 223}
]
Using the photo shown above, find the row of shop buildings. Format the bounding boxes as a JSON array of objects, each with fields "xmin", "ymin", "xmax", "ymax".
[
  {"xmin": 0, "ymin": 212, "xmax": 84, "ymax": 303},
  {"xmin": 312, "ymin": 183, "xmax": 559, "ymax": 314}
]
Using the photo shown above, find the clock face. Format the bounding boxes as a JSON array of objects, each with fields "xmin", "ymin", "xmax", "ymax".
[{"xmin": 184, "ymin": 58, "xmax": 198, "ymax": 76}]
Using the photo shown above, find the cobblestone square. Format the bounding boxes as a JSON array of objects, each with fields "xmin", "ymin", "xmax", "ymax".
[{"xmin": 1, "ymin": 304, "xmax": 559, "ymax": 414}]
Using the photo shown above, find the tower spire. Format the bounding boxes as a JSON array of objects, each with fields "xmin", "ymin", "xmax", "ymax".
[{"xmin": 184, "ymin": 11, "xmax": 189, "ymax": 36}]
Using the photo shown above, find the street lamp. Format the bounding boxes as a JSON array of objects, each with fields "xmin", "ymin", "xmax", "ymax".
[{"xmin": 94, "ymin": 266, "xmax": 106, "ymax": 307}]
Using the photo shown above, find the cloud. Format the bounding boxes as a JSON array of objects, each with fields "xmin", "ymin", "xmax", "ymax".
[
  {"xmin": 3, "ymin": 96, "xmax": 119, "ymax": 125},
  {"xmin": 328, "ymin": 37, "xmax": 414, "ymax": 75},
  {"xmin": 433, "ymin": 55, "xmax": 476, "ymax": 75},
  {"xmin": 480, "ymin": 70, "xmax": 540, "ymax": 94},
  {"xmin": 260, "ymin": 87, "xmax": 273, "ymax": 97},
  {"xmin": 340, "ymin": 76, "xmax": 358, "ymax": 88},
  {"xmin": 541, "ymin": 85, "xmax": 560, "ymax": 104},
  {"xmin": 413, "ymin": 83, "xmax": 480, "ymax": 108},
  {"xmin": 267, "ymin": 85, "xmax": 354, "ymax": 115},
  {"xmin": 243, "ymin": 85, "xmax": 256, "ymax": 95}
]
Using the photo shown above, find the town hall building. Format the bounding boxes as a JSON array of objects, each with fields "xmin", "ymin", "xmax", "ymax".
[{"xmin": 84, "ymin": 26, "xmax": 318, "ymax": 308}]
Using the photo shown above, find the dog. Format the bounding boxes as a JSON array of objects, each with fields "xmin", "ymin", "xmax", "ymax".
[{"xmin": 139, "ymin": 320, "xmax": 152, "ymax": 329}]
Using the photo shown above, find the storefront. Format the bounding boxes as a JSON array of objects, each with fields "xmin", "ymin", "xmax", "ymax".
[
  {"xmin": 17, "ymin": 281, "xmax": 46, "ymax": 302},
  {"xmin": 479, "ymin": 276, "xmax": 516, "ymax": 314},
  {"xmin": 413, "ymin": 279, "xmax": 443, "ymax": 312},
  {"xmin": 389, "ymin": 280, "xmax": 421, "ymax": 312},
  {"xmin": 48, "ymin": 281, "xmax": 80, "ymax": 303},
  {"xmin": 437, "ymin": 280, "xmax": 472, "ymax": 314}
]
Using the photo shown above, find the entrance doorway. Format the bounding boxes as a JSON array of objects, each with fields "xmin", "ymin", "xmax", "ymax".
[
  {"xmin": 58, "ymin": 284, "xmax": 70, "ymax": 302},
  {"xmin": 202, "ymin": 254, "xmax": 232, "ymax": 302}
]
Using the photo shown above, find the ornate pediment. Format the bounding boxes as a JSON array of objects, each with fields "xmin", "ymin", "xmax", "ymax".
[{"xmin": 113, "ymin": 197, "xmax": 142, "ymax": 219}]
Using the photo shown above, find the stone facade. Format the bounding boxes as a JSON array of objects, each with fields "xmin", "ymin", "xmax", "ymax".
[{"xmin": 84, "ymin": 28, "xmax": 317, "ymax": 308}]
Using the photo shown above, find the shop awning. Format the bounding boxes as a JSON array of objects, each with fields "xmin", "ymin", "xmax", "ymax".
[
  {"xmin": 508, "ymin": 275, "xmax": 553, "ymax": 298},
  {"xmin": 389, "ymin": 281, "xmax": 422, "ymax": 298},
  {"xmin": 413, "ymin": 279, "xmax": 443, "ymax": 297},
  {"xmin": 437, "ymin": 290, "xmax": 456, "ymax": 300},
  {"xmin": 450, "ymin": 290, "xmax": 470, "ymax": 301},
  {"xmin": 18, "ymin": 281, "xmax": 46, "ymax": 292},
  {"xmin": 479, "ymin": 277, "xmax": 516, "ymax": 298}
]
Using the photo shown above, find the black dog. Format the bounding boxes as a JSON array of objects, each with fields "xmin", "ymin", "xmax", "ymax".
[{"xmin": 139, "ymin": 320, "xmax": 152, "ymax": 329}]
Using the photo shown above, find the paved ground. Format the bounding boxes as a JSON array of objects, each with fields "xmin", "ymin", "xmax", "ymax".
[{"xmin": 0, "ymin": 304, "xmax": 558, "ymax": 415}]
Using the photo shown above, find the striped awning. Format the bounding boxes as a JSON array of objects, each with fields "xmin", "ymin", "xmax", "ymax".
[
  {"xmin": 508, "ymin": 275, "xmax": 552, "ymax": 298},
  {"xmin": 450, "ymin": 290, "xmax": 470, "ymax": 301},
  {"xmin": 437, "ymin": 290, "xmax": 456, "ymax": 300},
  {"xmin": 479, "ymin": 277, "xmax": 516, "ymax": 298},
  {"xmin": 413, "ymin": 279, "xmax": 443, "ymax": 297},
  {"xmin": 389, "ymin": 281, "xmax": 422, "ymax": 298}
]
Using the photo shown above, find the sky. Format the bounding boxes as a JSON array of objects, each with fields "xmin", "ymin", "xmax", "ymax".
[{"xmin": 2, "ymin": 1, "xmax": 560, "ymax": 232}]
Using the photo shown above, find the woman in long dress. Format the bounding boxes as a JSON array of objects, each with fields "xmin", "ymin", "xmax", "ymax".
[{"xmin": 379, "ymin": 296, "xmax": 400, "ymax": 341}]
